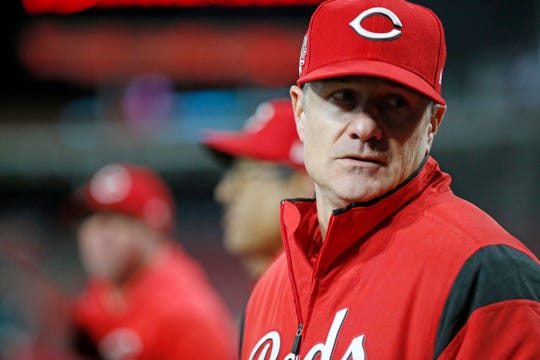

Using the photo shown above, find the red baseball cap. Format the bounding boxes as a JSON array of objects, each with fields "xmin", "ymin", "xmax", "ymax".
[
  {"xmin": 81, "ymin": 163, "xmax": 175, "ymax": 234},
  {"xmin": 202, "ymin": 98, "xmax": 304, "ymax": 170},
  {"xmin": 297, "ymin": 0, "xmax": 446, "ymax": 105}
]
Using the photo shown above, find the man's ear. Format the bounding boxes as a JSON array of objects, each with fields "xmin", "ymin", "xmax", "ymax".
[
  {"xmin": 426, "ymin": 104, "xmax": 446, "ymax": 152},
  {"xmin": 290, "ymin": 85, "xmax": 305, "ymax": 142}
]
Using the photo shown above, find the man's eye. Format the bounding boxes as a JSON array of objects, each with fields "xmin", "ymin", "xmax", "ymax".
[
  {"xmin": 385, "ymin": 95, "xmax": 408, "ymax": 109},
  {"xmin": 331, "ymin": 90, "xmax": 358, "ymax": 103}
]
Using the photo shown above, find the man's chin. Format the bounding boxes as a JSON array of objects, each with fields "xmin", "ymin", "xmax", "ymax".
[{"xmin": 334, "ymin": 184, "xmax": 387, "ymax": 205}]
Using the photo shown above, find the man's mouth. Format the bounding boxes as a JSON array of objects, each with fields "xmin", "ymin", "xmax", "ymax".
[{"xmin": 340, "ymin": 154, "xmax": 386, "ymax": 165}]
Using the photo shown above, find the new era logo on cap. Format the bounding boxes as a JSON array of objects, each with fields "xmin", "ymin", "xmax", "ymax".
[{"xmin": 297, "ymin": 0, "xmax": 446, "ymax": 105}]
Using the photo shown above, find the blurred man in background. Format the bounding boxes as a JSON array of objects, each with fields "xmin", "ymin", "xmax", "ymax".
[
  {"xmin": 202, "ymin": 99, "xmax": 313, "ymax": 280},
  {"xmin": 70, "ymin": 163, "xmax": 237, "ymax": 359}
]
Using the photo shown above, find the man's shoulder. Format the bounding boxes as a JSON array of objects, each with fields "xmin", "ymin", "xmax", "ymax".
[
  {"xmin": 410, "ymin": 188, "xmax": 524, "ymax": 251},
  {"xmin": 248, "ymin": 253, "xmax": 289, "ymax": 305},
  {"xmin": 254, "ymin": 253, "xmax": 288, "ymax": 286}
]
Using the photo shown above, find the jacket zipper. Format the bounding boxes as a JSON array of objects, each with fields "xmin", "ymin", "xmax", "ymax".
[
  {"xmin": 291, "ymin": 323, "xmax": 304, "ymax": 355},
  {"xmin": 281, "ymin": 201, "xmax": 308, "ymax": 357},
  {"xmin": 291, "ymin": 216, "xmax": 332, "ymax": 355},
  {"xmin": 291, "ymin": 251, "xmax": 324, "ymax": 356}
]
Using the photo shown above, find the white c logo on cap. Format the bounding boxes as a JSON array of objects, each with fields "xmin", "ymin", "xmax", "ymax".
[
  {"xmin": 89, "ymin": 164, "xmax": 131, "ymax": 204},
  {"xmin": 349, "ymin": 7, "xmax": 402, "ymax": 41}
]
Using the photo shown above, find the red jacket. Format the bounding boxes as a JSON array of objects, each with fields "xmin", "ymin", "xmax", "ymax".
[
  {"xmin": 73, "ymin": 243, "xmax": 237, "ymax": 360},
  {"xmin": 240, "ymin": 157, "xmax": 540, "ymax": 360}
]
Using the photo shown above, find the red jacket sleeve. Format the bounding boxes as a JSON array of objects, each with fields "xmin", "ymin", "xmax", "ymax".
[{"xmin": 439, "ymin": 300, "xmax": 540, "ymax": 360}]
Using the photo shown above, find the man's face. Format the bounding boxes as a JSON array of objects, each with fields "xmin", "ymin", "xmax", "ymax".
[
  {"xmin": 214, "ymin": 159, "xmax": 296, "ymax": 258},
  {"xmin": 77, "ymin": 213, "xmax": 144, "ymax": 283},
  {"xmin": 291, "ymin": 76, "xmax": 443, "ymax": 210}
]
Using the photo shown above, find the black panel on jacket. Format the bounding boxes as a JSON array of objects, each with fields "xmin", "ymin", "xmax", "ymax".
[{"xmin": 433, "ymin": 244, "xmax": 540, "ymax": 359}]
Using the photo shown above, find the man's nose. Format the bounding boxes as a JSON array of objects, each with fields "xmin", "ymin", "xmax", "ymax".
[
  {"xmin": 214, "ymin": 171, "xmax": 238, "ymax": 204},
  {"xmin": 347, "ymin": 108, "xmax": 383, "ymax": 142},
  {"xmin": 214, "ymin": 177, "xmax": 230, "ymax": 204}
]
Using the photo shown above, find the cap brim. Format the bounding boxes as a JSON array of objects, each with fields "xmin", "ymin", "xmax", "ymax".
[
  {"xmin": 202, "ymin": 130, "xmax": 260, "ymax": 160},
  {"xmin": 297, "ymin": 59, "xmax": 445, "ymax": 105}
]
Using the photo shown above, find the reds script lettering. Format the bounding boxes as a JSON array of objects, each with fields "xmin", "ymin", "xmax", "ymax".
[{"xmin": 248, "ymin": 309, "xmax": 366, "ymax": 360}]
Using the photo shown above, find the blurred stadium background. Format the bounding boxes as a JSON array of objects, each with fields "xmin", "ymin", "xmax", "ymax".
[{"xmin": 1, "ymin": 0, "xmax": 539, "ymax": 356}]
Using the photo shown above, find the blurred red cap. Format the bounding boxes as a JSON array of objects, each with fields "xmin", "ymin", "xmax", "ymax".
[
  {"xmin": 201, "ymin": 98, "xmax": 304, "ymax": 170},
  {"xmin": 81, "ymin": 163, "xmax": 175, "ymax": 234}
]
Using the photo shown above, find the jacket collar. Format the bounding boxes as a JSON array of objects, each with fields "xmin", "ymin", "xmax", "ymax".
[{"xmin": 281, "ymin": 156, "xmax": 449, "ymax": 276}]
